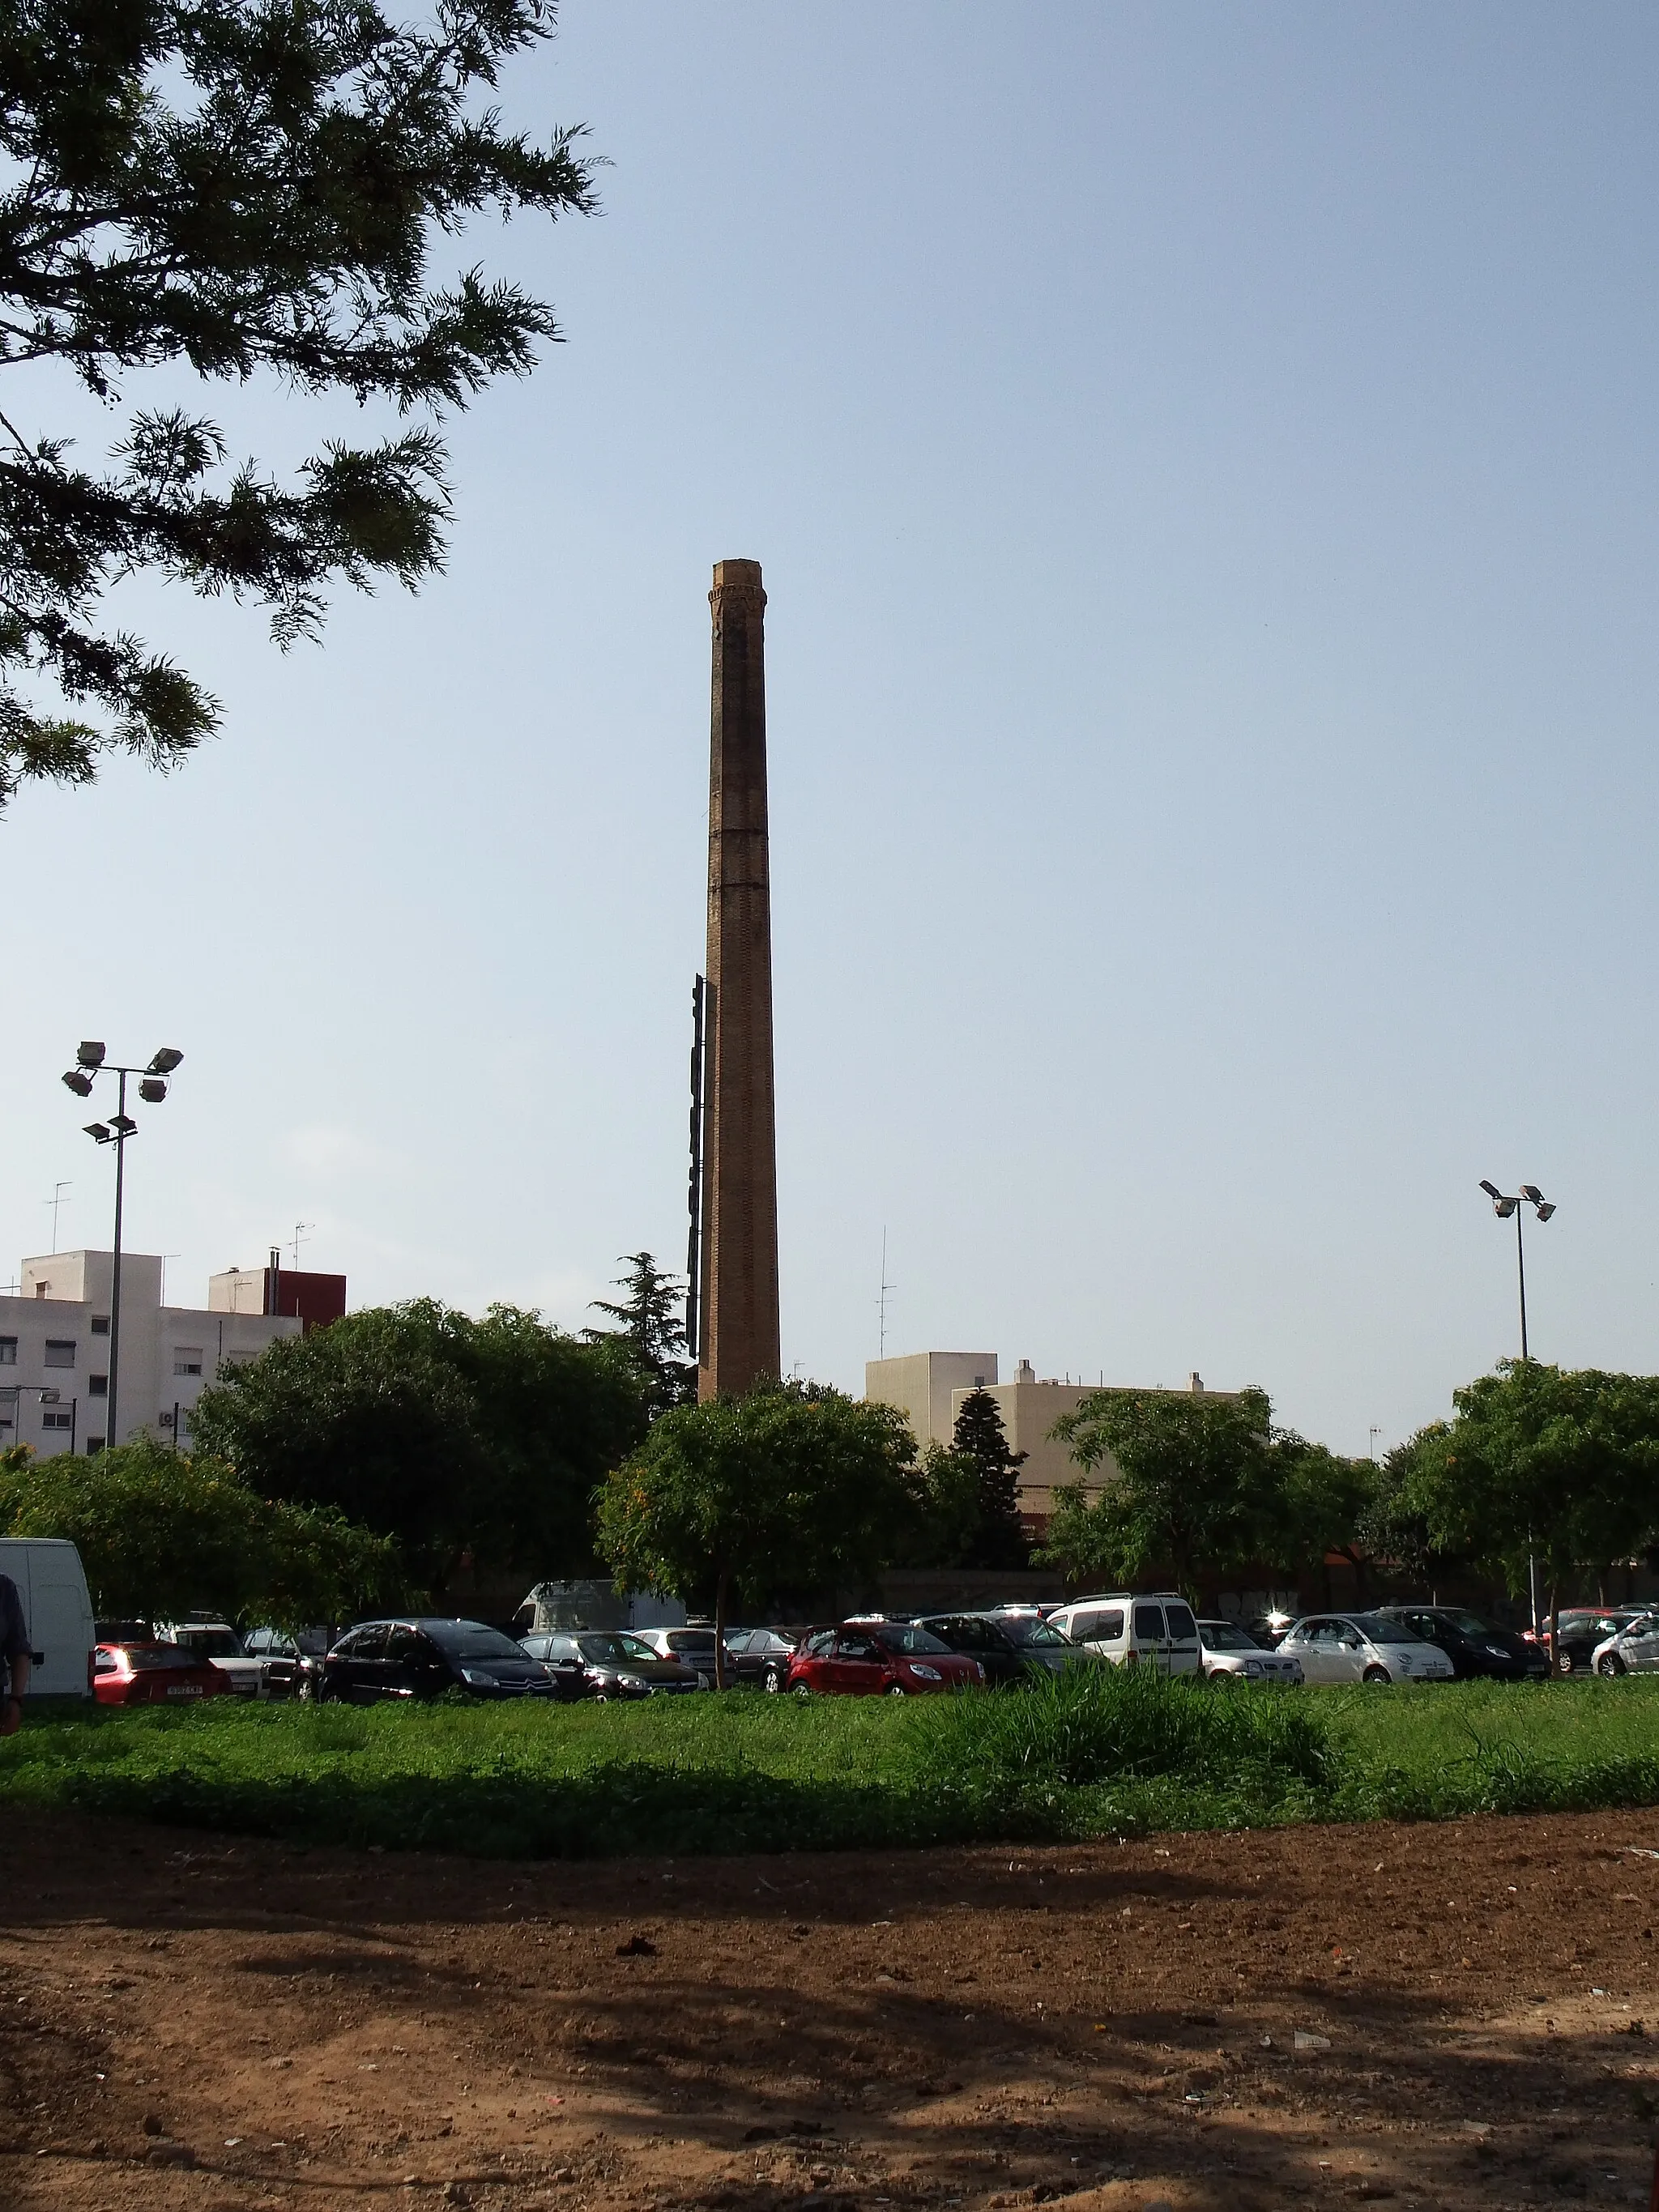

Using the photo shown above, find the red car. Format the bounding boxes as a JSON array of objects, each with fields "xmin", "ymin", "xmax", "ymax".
[
  {"xmin": 92, "ymin": 1642, "xmax": 236, "ymax": 1707},
  {"xmin": 787, "ymin": 1621, "xmax": 983, "ymax": 1697}
]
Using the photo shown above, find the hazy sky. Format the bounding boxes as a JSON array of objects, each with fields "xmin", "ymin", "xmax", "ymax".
[{"xmin": 4, "ymin": 2, "xmax": 1657, "ymax": 1456}]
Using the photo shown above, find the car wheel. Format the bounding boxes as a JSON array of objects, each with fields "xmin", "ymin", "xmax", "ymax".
[
  {"xmin": 1556, "ymin": 1651, "xmax": 1575, "ymax": 1675},
  {"xmin": 885, "ymin": 1682, "xmax": 907, "ymax": 1698},
  {"xmin": 763, "ymin": 1666, "xmax": 783, "ymax": 1694},
  {"xmin": 791, "ymin": 1681, "xmax": 812, "ymax": 1699},
  {"xmin": 1597, "ymin": 1652, "xmax": 1626, "ymax": 1677},
  {"xmin": 1362, "ymin": 1664, "xmax": 1392, "ymax": 1685},
  {"xmin": 296, "ymin": 1676, "xmax": 315, "ymax": 1703}
]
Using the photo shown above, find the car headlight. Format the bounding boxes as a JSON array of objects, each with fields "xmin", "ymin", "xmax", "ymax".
[
  {"xmin": 908, "ymin": 1664, "xmax": 942, "ymax": 1681},
  {"xmin": 460, "ymin": 1668, "xmax": 497, "ymax": 1687},
  {"xmin": 617, "ymin": 1673, "xmax": 646, "ymax": 1690},
  {"xmin": 1486, "ymin": 1644, "xmax": 1510, "ymax": 1658},
  {"xmin": 1243, "ymin": 1659, "xmax": 1263, "ymax": 1677}
]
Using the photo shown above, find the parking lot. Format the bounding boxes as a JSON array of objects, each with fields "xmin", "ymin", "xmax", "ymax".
[{"xmin": 5, "ymin": 1800, "xmax": 1659, "ymax": 2212}]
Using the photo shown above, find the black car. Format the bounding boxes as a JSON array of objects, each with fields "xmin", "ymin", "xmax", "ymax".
[
  {"xmin": 1371, "ymin": 1605, "xmax": 1549, "ymax": 1681},
  {"xmin": 316, "ymin": 1618, "xmax": 581, "ymax": 1703},
  {"xmin": 518, "ymin": 1629, "xmax": 702, "ymax": 1699},
  {"xmin": 911, "ymin": 1613, "xmax": 1037, "ymax": 1687},
  {"xmin": 723, "ymin": 1626, "xmax": 803, "ymax": 1691}
]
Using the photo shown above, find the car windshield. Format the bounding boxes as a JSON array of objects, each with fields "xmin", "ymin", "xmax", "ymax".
[
  {"xmin": 996, "ymin": 1617, "xmax": 1068, "ymax": 1647},
  {"xmin": 1354, "ymin": 1616, "xmax": 1421, "ymax": 1645},
  {"xmin": 122, "ymin": 1643, "xmax": 202, "ymax": 1671},
  {"xmin": 296, "ymin": 1628, "xmax": 331, "ymax": 1655},
  {"xmin": 1433, "ymin": 1609, "xmax": 1492, "ymax": 1637},
  {"xmin": 420, "ymin": 1622, "xmax": 527, "ymax": 1662},
  {"xmin": 873, "ymin": 1624, "xmax": 951, "ymax": 1656},
  {"xmin": 1201, "ymin": 1623, "xmax": 1262, "ymax": 1652},
  {"xmin": 173, "ymin": 1628, "xmax": 242, "ymax": 1658},
  {"xmin": 926, "ymin": 1618, "xmax": 1013, "ymax": 1652}
]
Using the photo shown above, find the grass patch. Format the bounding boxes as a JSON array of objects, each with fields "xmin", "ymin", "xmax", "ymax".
[{"xmin": 6, "ymin": 1672, "xmax": 1659, "ymax": 1859}]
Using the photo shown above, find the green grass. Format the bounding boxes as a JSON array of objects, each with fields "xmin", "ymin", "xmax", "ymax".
[{"xmin": 6, "ymin": 1671, "xmax": 1659, "ymax": 1860}]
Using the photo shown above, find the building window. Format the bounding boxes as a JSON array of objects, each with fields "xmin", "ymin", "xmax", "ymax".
[
  {"xmin": 173, "ymin": 1349, "xmax": 203, "ymax": 1377},
  {"xmin": 34, "ymin": 1282, "xmax": 48, "ymax": 1299},
  {"xmin": 86, "ymin": 1434, "xmax": 105, "ymax": 1454},
  {"xmin": 0, "ymin": 1337, "xmax": 15, "ymax": 1366},
  {"xmin": 88, "ymin": 1374, "xmax": 108, "ymax": 1397},
  {"xmin": 41, "ymin": 1410, "xmax": 73, "ymax": 1432},
  {"xmin": 91, "ymin": 1315, "xmax": 109, "ymax": 1336},
  {"xmin": 0, "ymin": 1410, "xmax": 12, "ymax": 1430},
  {"xmin": 43, "ymin": 1340, "xmax": 76, "ymax": 1368}
]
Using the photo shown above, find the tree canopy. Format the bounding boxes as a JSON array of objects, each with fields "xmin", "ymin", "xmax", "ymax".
[
  {"xmin": 582, "ymin": 1251, "xmax": 696, "ymax": 1420},
  {"xmin": 949, "ymin": 1387, "xmax": 1030, "ymax": 1570},
  {"xmin": 1382, "ymin": 1362, "xmax": 1659, "ymax": 1652},
  {"xmin": 0, "ymin": 1436, "xmax": 404, "ymax": 1625},
  {"xmin": 0, "ymin": 0, "xmax": 599, "ymax": 807},
  {"xmin": 190, "ymin": 1298, "xmax": 646, "ymax": 1592},
  {"xmin": 594, "ymin": 1380, "xmax": 923, "ymax": 1678}
]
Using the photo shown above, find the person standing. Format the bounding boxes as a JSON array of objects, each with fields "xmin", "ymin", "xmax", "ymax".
[{"xmin": 0, "ymin": 1571, "xmax": 30, "ymax": 1736}]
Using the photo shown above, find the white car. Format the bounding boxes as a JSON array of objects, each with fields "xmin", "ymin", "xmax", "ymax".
[
  {"xmin": 1592, "ymin": 1613, "xmax": 1659, "ymax": 1677},
  {"xmin": 153, "ymin": 1620, "xmax": 264, "ymax": 1697},
  {"xmin": 1276, "ymin": 1612, "xmax": 1454, "ymax": 1686},
  {"xmin": 1197, "ymin": 1619, "xmax": 1303, "ymax": 1685}
]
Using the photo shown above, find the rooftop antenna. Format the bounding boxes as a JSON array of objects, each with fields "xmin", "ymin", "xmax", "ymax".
[
  {"xmin": 43, "ymin": 1180, "xmax": 71, "ymax": 1253},
  {"xmin": 290, "ymin": 1221, "xmax": 313, "ymax": 1269},
  {"xmin": 1369, "ymin": 1426, "xmax": 1383, "ymax": 1463},
  {"xmin": 876, "ymin": 1227, "xmax": 896, "ymax": 1358}
]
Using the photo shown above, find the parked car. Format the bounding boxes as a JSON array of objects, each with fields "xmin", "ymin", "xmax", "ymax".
[
  {"xmin": 153, "ymin": 1619, "xmax": 264, "ymax": 1698},
  {"xmin": 1591, "ymin": 1613, "xmax": 1659, "ymax": 1677},
  {"xmin": 519, "ymin": 1629, "xmax": 701, "ymax": 1699},
  {"xmin": 0, "ymin": 1537, "xmax": 96, "ymax": 1699},
  {"xmin": 1276, "ymin": 1612, "xmax": 1454, "ymax": 1685},
  {"xmin": 1543, "ymin": 1609, "xmax": 1648, "ymax": 1676},
  {"xmin": 241, "ymin": 1624, "xmax": 334, "ymax": 1698},
  {"xmin": 786, "ymin": 1621, "xmax": 983, "ymax": 1697},
  {"xmin": 985, "ymin": 1611, "xmax": 1086, "ymax": 1672},
  {"xmin": 911, "ymin": 1612, "xmax": 1060, "ymax": 1686},
  {"xmin": 1045, "ymin": 1594, "xmax": 1202, "ymax": 1676},
  {"xmin": 629, "ymin": 1626, "xmax": 738, "ymax": 1686},
  {"xmin": 1196, "ymin": 1619, "xmax": 1303, "ymax": 1685},
  {"xmin": 722, "ymin": 1626, "xmax": 802, "ymax": 1691},
  {"xmin": 1370, "ymin": 1605, "xmax": 1547, "ymax": 1681},
  {"xmin": 314, "ymin": 1618, "xmax": 574, "ymax": 1703},
  {"xmin": 92, "ymin": 1639, "xmax": 236, "ymax": 1707}
]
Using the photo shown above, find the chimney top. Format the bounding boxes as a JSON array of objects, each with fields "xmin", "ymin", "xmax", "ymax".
[
  {"xmin": 712, "ymin": 558, "xmax": 763, "ymax": 587},
  {"xmin": 1190, "ymin": 1370, "xmax": 1205, "ymax": 1394}
]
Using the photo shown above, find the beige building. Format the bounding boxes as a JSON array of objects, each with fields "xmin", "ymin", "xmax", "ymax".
[{"xmin": 865, "ymin": 1352, "xmax": 1223, "ymax": 1527}]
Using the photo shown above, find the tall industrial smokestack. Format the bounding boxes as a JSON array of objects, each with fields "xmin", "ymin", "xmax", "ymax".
[{"xmin": 697, "ymin": 559, "xmax": 781, "ymax": 1399}]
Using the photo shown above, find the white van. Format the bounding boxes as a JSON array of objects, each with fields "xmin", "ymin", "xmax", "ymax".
[
  {"xmin": 0, "ymin": 1538, "xmax": 96, "ymax": 1698},
  {"xmin": 1045, "ymin": 1592, "xmax": 1201, "ymax": 1677}
]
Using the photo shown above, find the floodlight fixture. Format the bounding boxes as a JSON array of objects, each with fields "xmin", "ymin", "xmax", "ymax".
[
  {"xmin": 84, "ymin": 1122, "xmax": 111, "ymax": 1143},
  {"xmin": 77, "ymin": 1042, "xmax": 105, "ymax": 1068},
  {"xmin": 1479, "ymin": 1179, "xmax": 1503, "ymax": 1200},
  {"xmin": 1494, "ymin": 1196, "xmax": 1517, "ymax": 1217},
  {"xmin": 1520, "ymin": 1184, "xmax": 1544, "ymax": 1204},
  {"xmin": 1537, "ymin": 1201, "xmax": 1556, "ymax": 1222},
  {"xmin": 147, "ymin": 1047, "xmax": 183, "ymax": 1076},
  {"xmin": 138, "ymin": 1077, "xmax": 167, "ymax": 1103},
  {"xmin": 61, "ymin": 1069, "xmax": 92, "ymax": 1097},
  {"xmin": 1478, "ymin": 1178, "xmax": 1559, "ymax": 1366},
  {"xmin": 109, "ymin": 1114, "xmax": 137, "ymax": 1136}
]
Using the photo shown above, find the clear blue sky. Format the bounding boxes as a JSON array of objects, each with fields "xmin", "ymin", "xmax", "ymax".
[{"xmin": 5, "ymin": 2, "xmax": 1657, "ymax": 1456}]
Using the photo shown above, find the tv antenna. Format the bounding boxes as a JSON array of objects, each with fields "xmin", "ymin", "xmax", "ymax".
[
  {"xmin": 876, "ymin": 1227, "xmax": 896, "ymax": 1357},
  {"xmin": 43, "ymin": 1180, "xmax": 71, "ymax": 1253},
  {"xmin": 1369, "ymin": 1426, "xmax": 1383, "ymax": 1463},
  {"xmin": 290, "ymin": 1221, "xmax": 313, "ymax": 1268}
]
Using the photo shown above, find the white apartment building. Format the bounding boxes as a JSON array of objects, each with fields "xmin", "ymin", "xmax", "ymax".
[{"xmin": 0, "ymin": 1251, "xmax": 299, "ymax": 1459}]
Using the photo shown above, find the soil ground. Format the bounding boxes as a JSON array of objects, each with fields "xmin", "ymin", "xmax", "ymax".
[{"xmin": 3, "ymin": 1805, "xmax": 1658, "ymax": 2212}]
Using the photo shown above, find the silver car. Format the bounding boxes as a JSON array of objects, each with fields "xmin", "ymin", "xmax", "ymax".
[
  {"xmin": 1197, "ymin": 1619, "xmax": 1303, "ymax": 1684},
  {"xmin": 1592, "ymin": 1613, "xmax": 1659, "ymax": 1676},
  {"xmin": 1277, "ymin": 1612, "xmax": 1454, "ymax": 1686}
]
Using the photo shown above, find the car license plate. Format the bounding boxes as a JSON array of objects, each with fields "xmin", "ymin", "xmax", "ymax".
[{"xmin": 167, "ymin": 1684, "xmax": 203, "ymax": 1698}]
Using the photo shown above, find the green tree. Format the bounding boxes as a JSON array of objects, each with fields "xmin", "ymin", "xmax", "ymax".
[
  {"xmin": 1038, "ymin": 1386, "xmax": 1277, "ymax": 1597},
  {"xmin": 594, "ymin": 1380, "xmax": 923, "ymax": 1682},
  {"xmin": 0, "ymin": 1438, "xmax": 404, "ymax": 1625},
  {"xmin": 1389, "ymin": 1362, "xmax": 1659, "ymax": 1663},
  {"xmin": 582, "ymin": 1252, "xmax": 696, "ymax": 1418},
  {"xmin": 949, "ymin": 1388, "xmax": 1030, "ymax": 1569},
  {"xmin": 887, "ymin": 1441, "xmax": 982, "ymax": 1571},
  {"xmin": 0, "ymin": 0, "xmax": 600, "ymax": 808},
  {"xmin": 1264, "ymin": 1434, "xmax": 1378, "ymax": 1597},
  {"xmin": 190, "ymin": 1299, "xmax": 646, "ymax": 1593}
]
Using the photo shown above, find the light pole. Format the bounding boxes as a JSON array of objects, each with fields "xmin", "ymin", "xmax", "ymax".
[
  {"xmin": 1478, "ymin": 1180, "xmax": 1556, "ymax": 1363},
  {"xmin": 61, "ymin": 1043, "xmax": 183, "ymax": 1451}
]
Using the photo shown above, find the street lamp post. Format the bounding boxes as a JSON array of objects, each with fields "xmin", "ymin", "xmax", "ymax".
[
  {"xmin": 61, "ymin": 1043, "xmax": 183, "ymax": 1451},
  {"xmin": 1478, "ymin": 1180, "xmax": 1556, "ymax": 1363},
  {"xmin": 1478, "ymin": 1179, "xmax": 1557, "ymax": 1637}
]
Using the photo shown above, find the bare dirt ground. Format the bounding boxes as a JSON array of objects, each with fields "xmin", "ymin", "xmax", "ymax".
[{"xmin": 4, "ymin": 1806, "xmax": 1659, "ymax": 2212}]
